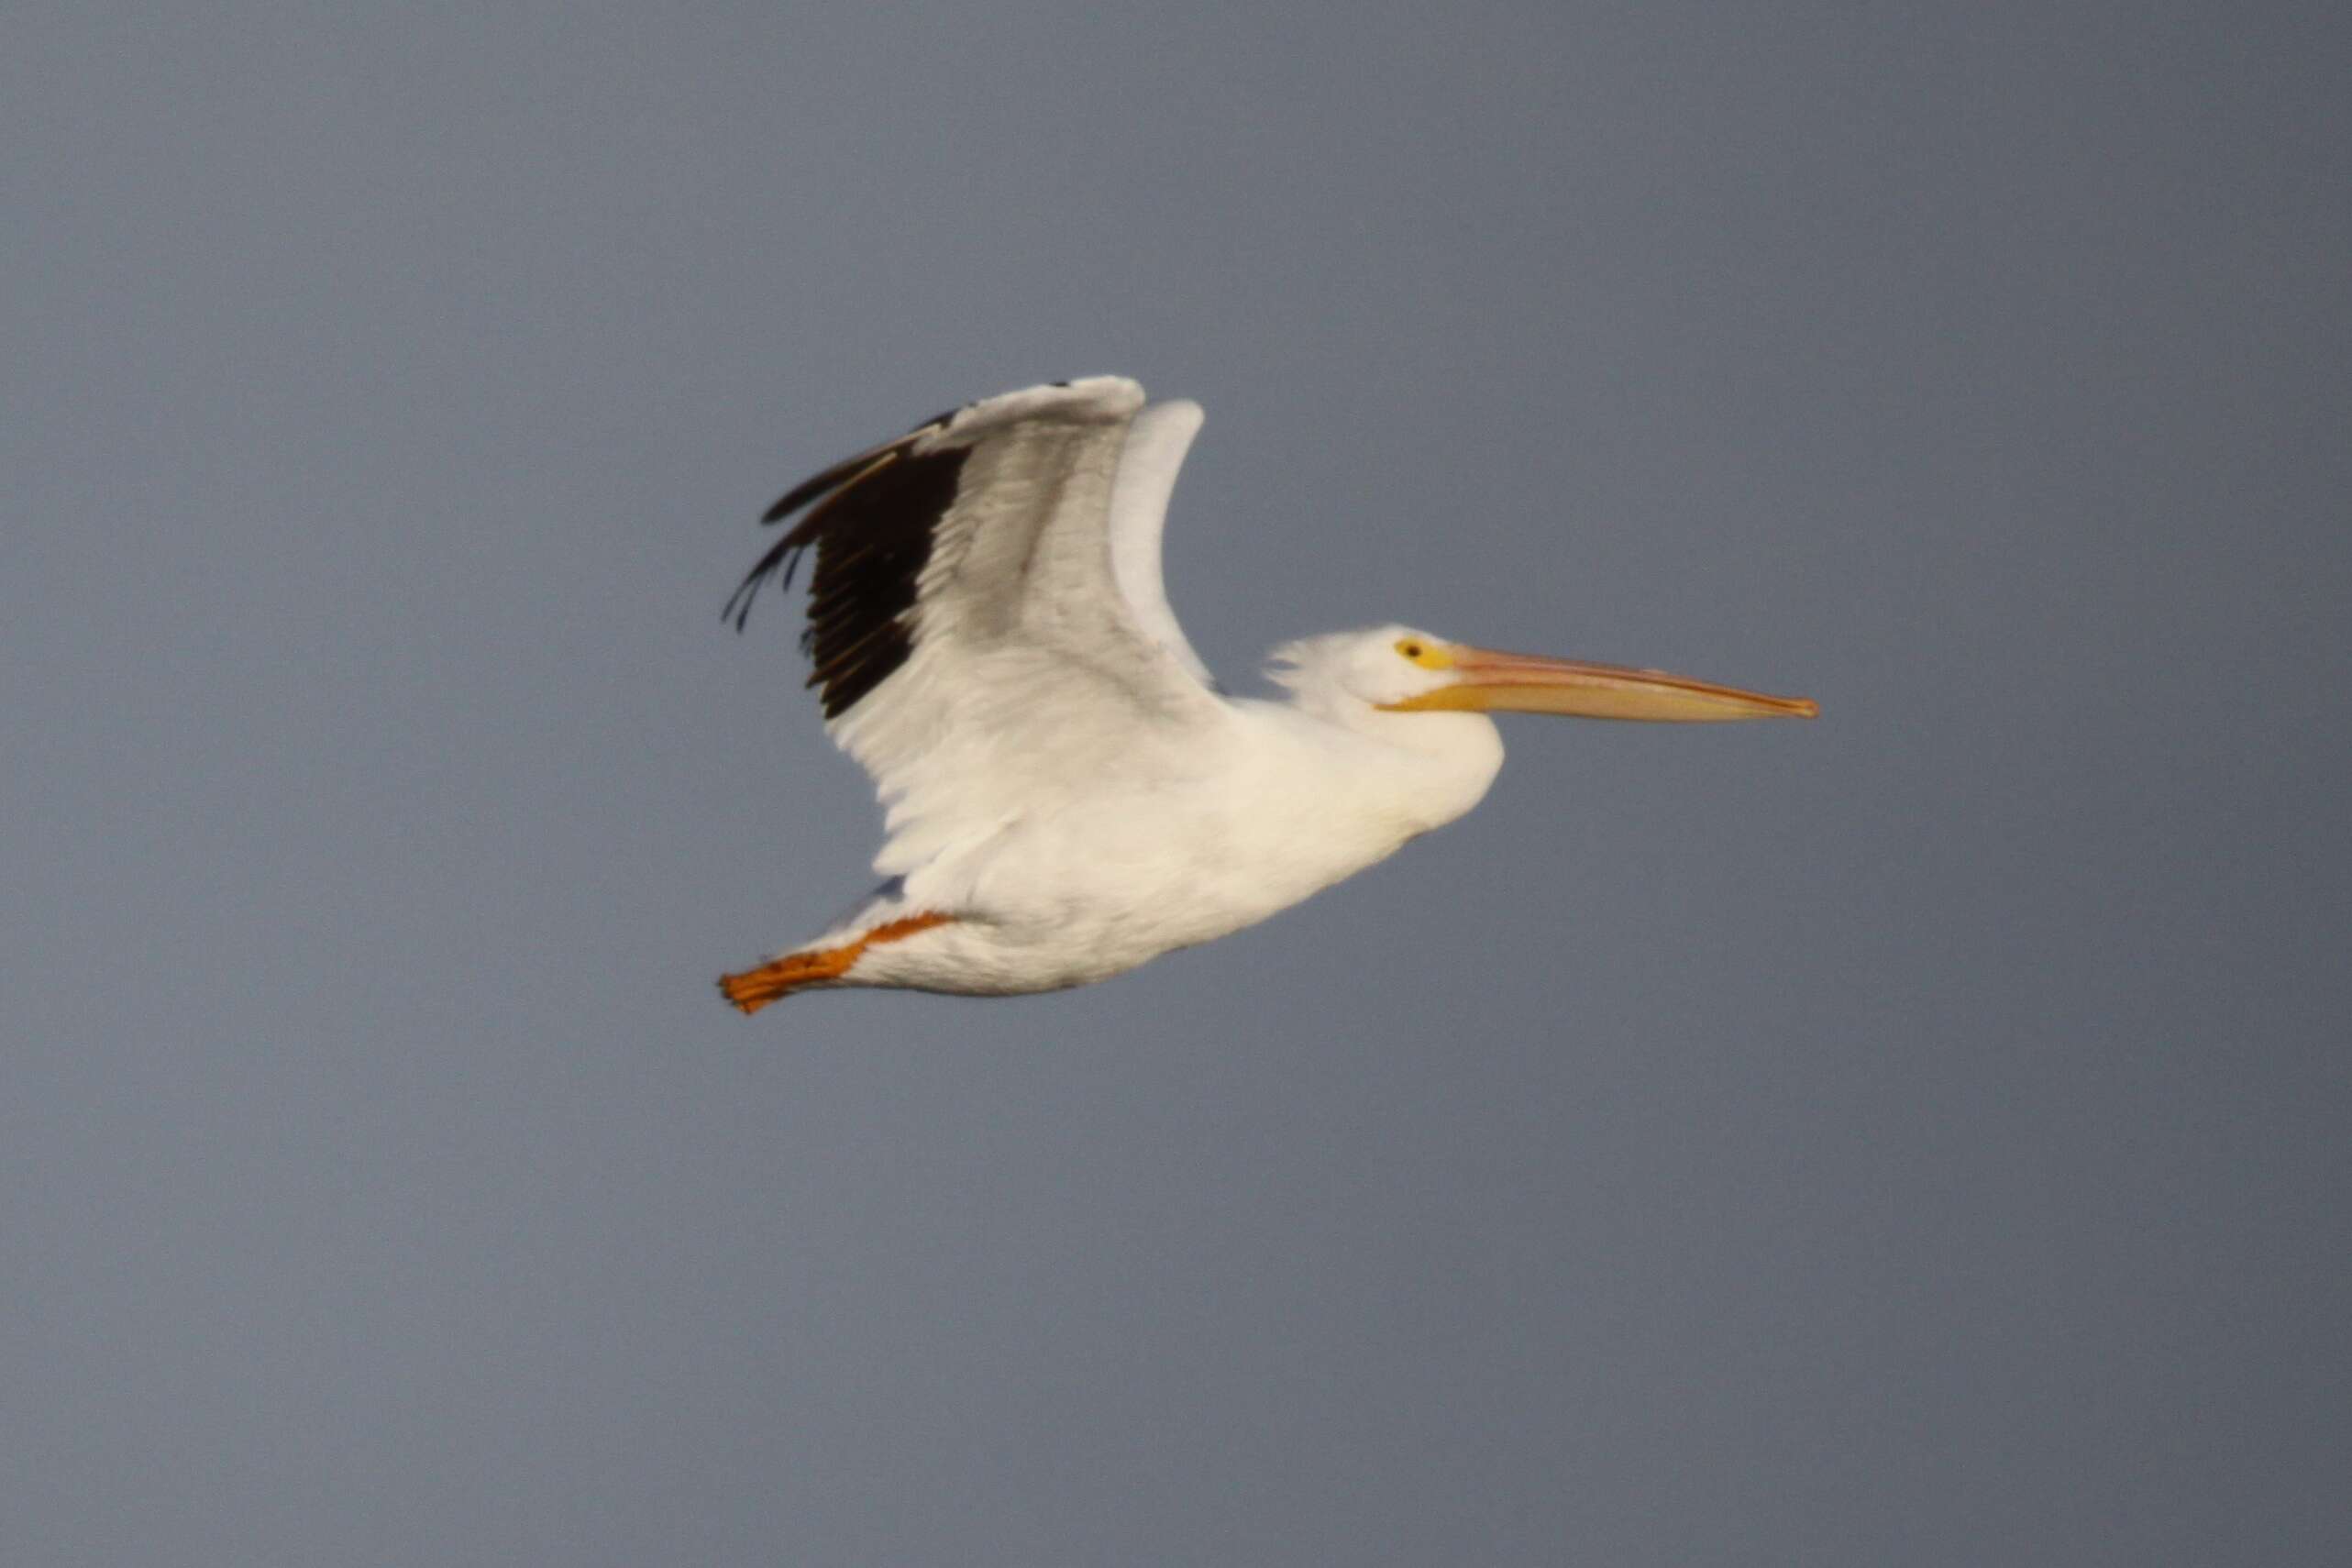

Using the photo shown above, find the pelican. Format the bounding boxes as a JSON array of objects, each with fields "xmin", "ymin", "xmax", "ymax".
[{"xmin": 718, "ymin": 377, "xmax": 1814, "ymax": 1011}]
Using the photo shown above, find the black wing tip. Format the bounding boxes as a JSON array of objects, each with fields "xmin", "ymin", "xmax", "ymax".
[
  {"xmin": 727, "ymin": 412, "xmax": 971, "ymax": 718},
  {"xmin": 739, "ymin": 439, "xmax": 907, "ymax": 627},
  {"xmin": 759, "ymin": 463, "xmax": 863, "ymax": 528},
  {"xmin": 723, "ymin": 534, "xmax": 812, "ymax": 632},
  {"xmin": 749, "ymin": 392, "xmax": 994, "ymax": 531}
]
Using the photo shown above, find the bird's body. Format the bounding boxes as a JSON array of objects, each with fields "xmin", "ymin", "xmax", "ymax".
[
  {"xmin": 797, "ymin": 697, "xmax": 1504, "ymax": 996},
  {"xmin": 720, "ymin": 378, "xmax": 1811, "ymax": 1010}
]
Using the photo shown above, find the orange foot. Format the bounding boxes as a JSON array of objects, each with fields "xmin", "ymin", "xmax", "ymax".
[{"xmin": 718, "ymin": 912, "xmax": 954, "ymax": 1016}]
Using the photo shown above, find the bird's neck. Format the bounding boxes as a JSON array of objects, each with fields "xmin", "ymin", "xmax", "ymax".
[
  {"xmin": 1246, "ymin": 699, "xmax": 1506, "ymax": 840},
  {"xmin": 1357, "ymin": 708, "xmax": 1507, "ymax": 833}
]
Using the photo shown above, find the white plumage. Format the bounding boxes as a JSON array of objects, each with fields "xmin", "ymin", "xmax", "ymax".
[{"xmin": 719, "ymin": 377, "xmax": 1814, "ymax": 1010}]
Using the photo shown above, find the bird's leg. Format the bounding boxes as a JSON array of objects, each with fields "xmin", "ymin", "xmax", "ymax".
[
  {"xmin": 718, "ymin": 911, "xmax": 953, "ymax": 1015},
  {"xmin": 716, "ymin": 949, "xmax": 855, "ymax": 1014}
]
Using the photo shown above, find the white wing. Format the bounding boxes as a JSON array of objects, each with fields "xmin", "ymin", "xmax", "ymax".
[
  {"xmin": 1106, "ymin": 398, "xmax": 1216, "ymax": 688},
  {"xmin": 727, "ymin": 377, "xmax": 1231, "ymax": 877}
]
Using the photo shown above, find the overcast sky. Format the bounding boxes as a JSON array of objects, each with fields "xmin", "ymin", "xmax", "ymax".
[{"xmin": 5, "ymin": 4, "xmax": 2347, "ymax": 1564}]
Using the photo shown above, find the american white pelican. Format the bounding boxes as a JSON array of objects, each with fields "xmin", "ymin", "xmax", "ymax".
[{"xmin": 719, "ymin": 377, "xmax": 1814, "ymax": 1011}]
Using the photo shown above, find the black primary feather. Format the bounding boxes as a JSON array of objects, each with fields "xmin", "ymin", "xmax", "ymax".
[{"xmin": 727, "ymin": 424, "xmax": 972, "ymax": 720}]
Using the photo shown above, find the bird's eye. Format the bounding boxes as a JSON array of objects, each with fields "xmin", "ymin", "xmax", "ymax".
[
  {"xmin": 1394, "ymin": 637, "xmax": 1451, "ymax": 669},
  {"xmin": 1400, "ymin": 641, "xmax": 1422, "ymax": 658}
]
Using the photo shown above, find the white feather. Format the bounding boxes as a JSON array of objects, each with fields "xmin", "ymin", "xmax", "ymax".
[
  {"xmin": 1106, "ymin": 398, "xmax": 1216, "ymax": 688},
  {"xmin": 823, "ymin": 378, "xmax": 1233, "ymax": 879}
]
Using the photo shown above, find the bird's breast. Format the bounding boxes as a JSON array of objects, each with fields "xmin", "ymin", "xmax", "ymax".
[{"xmin": 959, "ymin": 745, "xmax": 1464, "ymax": 956}]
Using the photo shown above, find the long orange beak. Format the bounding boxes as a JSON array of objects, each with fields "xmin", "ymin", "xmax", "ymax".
[{"xmin": 1383, "ymin": 645, "xmax": 1818, "ymax": 722}]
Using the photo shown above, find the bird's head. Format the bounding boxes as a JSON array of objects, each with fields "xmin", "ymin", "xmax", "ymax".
[{"xmin": 1271, "ymin": 624, "xmax": 1817, "ymax": 730}]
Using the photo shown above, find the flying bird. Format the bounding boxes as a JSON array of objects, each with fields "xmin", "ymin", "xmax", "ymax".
[{"xmin": 718, "ymin": 377, "xmax": 1814, "ymax": 1011}]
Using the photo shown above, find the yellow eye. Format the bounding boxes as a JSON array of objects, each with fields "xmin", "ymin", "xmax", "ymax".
[{"xmin": 1394, "ymin": 637, "xmax": 1452, "ymax": 669}]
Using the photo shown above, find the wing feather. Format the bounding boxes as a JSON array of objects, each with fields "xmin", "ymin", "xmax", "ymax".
[
  {"xmin": 1106, "ymin": 399, "xmax": 1217, "ymax": 688},
  {"xmin": 732, "ymin": 377, "xmax": 1230, "ymax": 876}
]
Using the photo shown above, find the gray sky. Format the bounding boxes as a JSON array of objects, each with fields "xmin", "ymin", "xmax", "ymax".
[{"xmin": 6, "ymin": 3, "xmax": 2346, "ymax": 1563}]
